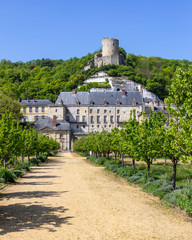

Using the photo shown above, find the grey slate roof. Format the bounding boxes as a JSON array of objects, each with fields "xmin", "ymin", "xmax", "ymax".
[
  {"xmin": 34, "ymin": 116, "xmax": 70, "ymax": 131},
  {"xmin": 56, "ymin": 91, "xmax": 143, "ymax": 106},
  {"xmin": 20, "ymin": 99, "xmax": 54, "ymax": 106}
]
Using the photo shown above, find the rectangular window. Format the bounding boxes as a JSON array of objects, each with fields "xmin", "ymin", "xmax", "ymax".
[
  {"xmin": 97, "ymin": 125, "xmax": 99, "ymax": 128},
  {"xmin": 35, "ymin": 116, "xmax": 38, "ymax": 121},
  {"xmin": 91, "ymin": 116, "xmax": 94, "ymax": 123},
  {"xmin": 104, "ymin": 116, "xmax": 107, "ymax": 123},
  {"xmin": 110, "ymin": 116, "xmax": 113, "ymax": 123},
  {"xmin": 23, "ymin": 107, "xmax": 26, "ymax": 113},
  {"xmin": 97, "ymin": 109, "xmax": 100, "ymax": 114},
  {"xmin": 82, "ymin": 116, "xmax": 86, "ymax": 122},
  {"xmin": 60, "ymin": 134, "xmax": 63, "ymax": 139},
  {"xmin": 90, "ymin": 109, "xmax": 92, "ymax": 113},
  {"xmin": 117, "ymin": 116, "xmax": 120, "ymax": 122},
  {"xmin": 29, "ymin": 107, "xmax": 32, "ymax": 113},
  {"xmin": 97, "ymin": 116, "xmax": 100, "ymax": 123},
  {"xmin": 42, "ymin": 106, "xmax": 45, "ymax": 112},
  {"xmin": 42, "ymin": 115, "xmax": 45, "ymax": 119},
  {"xmin": 117, "ymin": 109, "xmax": 120, "ymax": 114},
  {"xmin": 104, "ymin": 109, "xmax": 107, "ymax": 113},
  {"xmin": 35, "ymin": 107, "xmax": 39, "ymax": 113},
  {"xmin": 76, "ymin": 125, "xmax": 79, "ymax": 128},
  {"xmin": 83, "ymin": 125, "xmax": 85, "ymax": 128},
  {"xmin": 77, "ymin": 109, "xmax": 79, "ymax": 114},
  {"xmin": 76, "ymin": 116, "xmax": 79, "ymax": 122}
]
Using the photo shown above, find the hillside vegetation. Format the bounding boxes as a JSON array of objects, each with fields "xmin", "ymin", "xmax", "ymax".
[{"xmin": 0, "ymin": 48, "xmax": 192, "ymax": 105}]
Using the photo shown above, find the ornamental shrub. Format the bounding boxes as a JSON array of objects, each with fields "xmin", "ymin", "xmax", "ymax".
[
  {"xmin": 0, "ymin": 168, "xmax": 16, "ymax": 183},
  {"xmin": 12, "ymin": 170, "xmax": 23, "ymax": 177},
  {"xmin": 14, "ymin": 162, "xmax": 30, "ymax": 171}
]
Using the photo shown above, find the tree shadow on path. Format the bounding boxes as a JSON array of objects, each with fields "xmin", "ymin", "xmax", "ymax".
[
  {"xmin": 0, "ymin": 191, "xmax": 68, "ymax": 200},
  {"xmin": 0, "ymin": 203, "xmax": 73, "ymax": 235}
]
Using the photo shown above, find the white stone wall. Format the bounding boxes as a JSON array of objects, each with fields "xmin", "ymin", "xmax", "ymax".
[{"xmin": 48, "ymin": 105, "xmax": 66, "ymax": 120}]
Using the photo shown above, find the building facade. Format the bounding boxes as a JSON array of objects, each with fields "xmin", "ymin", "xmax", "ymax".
[{"xmin": 20, "ymin": 88, "xmax": 166, "ymax": 151}]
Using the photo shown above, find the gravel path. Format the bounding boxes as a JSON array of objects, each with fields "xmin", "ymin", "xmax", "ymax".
[{"xmin": 0, "ymin": 152, "xmax": 192, "ymax": 240}]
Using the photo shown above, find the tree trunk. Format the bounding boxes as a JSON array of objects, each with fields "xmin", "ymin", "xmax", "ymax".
[
  {"xmin": 107, "ymin": 151, "xmax": 109, "ymax": 160},
  {"xmin": 172, "ymin": 160, "xmax": 177, "ymax": 190},
  {"xmin": 114, "ymin": 153, "xmax": 117, "ymax": 164},
  {"xmin": 14, "ymin": 155, "xmax": 17, "ymax": 167},
  {"xmin": 147, "ymin": 161, "xmax": 150, "ymax": 178},
  {"xmin": 4, "ymin": 159, "xmax": 6, "ymax": 168},
  {"xmin": 21, "ymin": 153, "xmax": 24, "ymax": 163},
  {"xmin": 28, "ymin": 155, "xmax": 30, "ymax": 165},
  {"xmin": 96, "ymin": 152, "xmax": 98, "ymax": 158},
  {"xmin": 132, "ymin": 158, "xmax": 135, "ymax": 171},
  {"xmin": 121, "ymin": 153, "xmax": 124, "ymax": 168},
  {"xmin": 164, "ymin": 157, "xmax": 167, "ymax": 165}
]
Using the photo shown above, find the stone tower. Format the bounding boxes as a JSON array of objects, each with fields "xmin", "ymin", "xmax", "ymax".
[
  {"xmin": 102, "ymin": 38, "xmax": 119, "ymax": 57},
  {"xmin": 84, "ymin": 38, "xmax": 124, "ymax": 70}
]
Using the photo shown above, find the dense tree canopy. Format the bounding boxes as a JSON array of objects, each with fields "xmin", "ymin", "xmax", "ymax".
[{"xmin": 1, "ymin": 49, "xmax": 192, "ymax": 107}]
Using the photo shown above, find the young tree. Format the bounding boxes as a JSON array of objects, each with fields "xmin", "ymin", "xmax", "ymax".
[
  {"xmin": 123, "ymin": 110, "xmax": 139, "ymax": 170},
  {"xmin": 134, "ymin": 111, "xmax": 166, "ymax": 177},
  {"xmin": 164, "ymin": 68, "xmax": 192, "ymax": 189},
  {"xmin": 0, "ymin": 111, "xmax": 16, "ymax": 168}
]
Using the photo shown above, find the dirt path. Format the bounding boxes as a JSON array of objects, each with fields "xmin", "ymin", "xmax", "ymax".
[{"xmin": 0, "ymin": 153, "xmax": 192, "ymax": 240}]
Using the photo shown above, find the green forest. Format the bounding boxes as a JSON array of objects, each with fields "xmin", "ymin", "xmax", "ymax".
[{"xmin": 0, "ymin": 47, "xmax": 192, "ymax": 111}]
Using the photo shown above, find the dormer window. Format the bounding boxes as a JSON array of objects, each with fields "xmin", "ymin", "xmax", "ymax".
[
  {"xmin": 116, "ymin": 98, "xmax": 120, "ymax": 105},
  {"xmin": 133, "ymin": 98, "xmax": 136, "ymax": 106},
  {"xmin": 76, "ymin": 99, "xmax": 80, "ymax": 106},
  {"xmin": 104, "ymin": 99, "xmax": 107, "ymax": 106},
  {"xmin": 89, "ymin": 99, "xmax": 93, "ymax": 105}
]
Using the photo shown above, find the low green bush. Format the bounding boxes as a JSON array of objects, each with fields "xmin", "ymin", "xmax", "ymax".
[
  {"xmin": 0, "ymin": 177, "xmax": 5, "ymax": 183},
  {"xmin": 95, "ymin": 157, "xmax": 106, "ymax": 166},
  {"xmin": 12, "ymin": 170, "xmax": 24, "ymax": 177},
  {"xmin": 153, "ymin": 185, "xmax": 173, "ymax": 199},
  {"xmin": 129, "ymin": 172, "xmax": 146, "ymax": 183},
  {"xmin": 87, "ymin": 155, "xmax": 97, "ymax": 162},
  {"xmin": 0, "ymin": 168, "xmax": 16, "ymax": 183},
  {"xmin": 105, "ymin": 164, "xmax": 120, "ymax": 173},
  {"xmin": 14, "ymin": 162, "xmax": 30, "ymax": 171},
  {"xmin": 37, "ymin": 156, "xmax": 47, "ymax": 163},
  {"xmin": 30, "ymin": 158, "xmax": 41, "ymax": 166},
  {"xmin": 116, "ymin": 167, "xmax": 135, "ymax": 178},
  {"xmin": 80, "ymin": 152, "xmax": 90, "ymax": 157},
  {"xmin": 142, "ymin": 179, "xmax": 170, "ymax": 193}
]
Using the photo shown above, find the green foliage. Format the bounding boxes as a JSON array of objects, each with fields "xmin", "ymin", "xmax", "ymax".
[
  {"xmin": 14, "ymin": 162, "xmax": 30, "ymax": 171},
  {"xmin": 36, "ymin": 156, "xmax": 47, "ymax": 163},
  {"xmin": 77, "ymin": 80, "xmax": 111, "ymax": 92},
  {"xmin": 129, "ymin": 172, "xmax": 146, "ymax": 183},
  {"xmin": 0, "ymin": 168, "xmax": 16, "ymax": 183},
  {"xmin": 12, "ymin": 169, "xmax": 23, "ymax": 177},
  {"xmin": 30, "ymin": 158, "xmax": 41, "ymax": 166},
  {"xmin": 1, "ymin": 51, "xmax": 192, "ymax": 103},
  {"xmin": 163, "ymin": 181, "xmax": 192, "ymax": 215},
  {"xmin": 116, "ymin": 167, "xmax": 135, "ymax": 178}
]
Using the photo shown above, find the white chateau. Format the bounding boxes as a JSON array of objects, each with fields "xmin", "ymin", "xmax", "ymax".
[{"xmin": 20, "ymin": 38, "xmax": 166, "ymax": 151}]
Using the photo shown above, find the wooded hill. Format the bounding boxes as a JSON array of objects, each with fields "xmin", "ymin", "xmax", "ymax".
[{"xmin": 0, "ymin": 48, "xmax": 192, "ymax": 107}]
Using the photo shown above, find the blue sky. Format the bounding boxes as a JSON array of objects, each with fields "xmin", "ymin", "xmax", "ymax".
[{"xmin": 0, "ymin": 0, "xmax": 192, "ymax": 62}]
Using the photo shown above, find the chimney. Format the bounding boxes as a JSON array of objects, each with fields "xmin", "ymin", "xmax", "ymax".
[
  {"xmin": 161, "ymin": 101, "xmax": 165, "ymax": 110},
  {"xmin": 33, "ymin": 98, "xmax": 36, "ymax": 102},
  {"xmin": 72, "ymin": 89, "xmax": 76, "ymax": 94},
  {"xmin": 140, "ymin": 86, "xmax": 143, "ymax": 95},
  {"xmin": 122, "ymin": 88, "xmax": 126, "ymax": 96},
  {"xmin": 53, "ymin": 115, "xmax": 57, "ymax": 127},
  {"xmin": 151, "ymin": 101, "xmax": 154, "ymax": 111}
]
